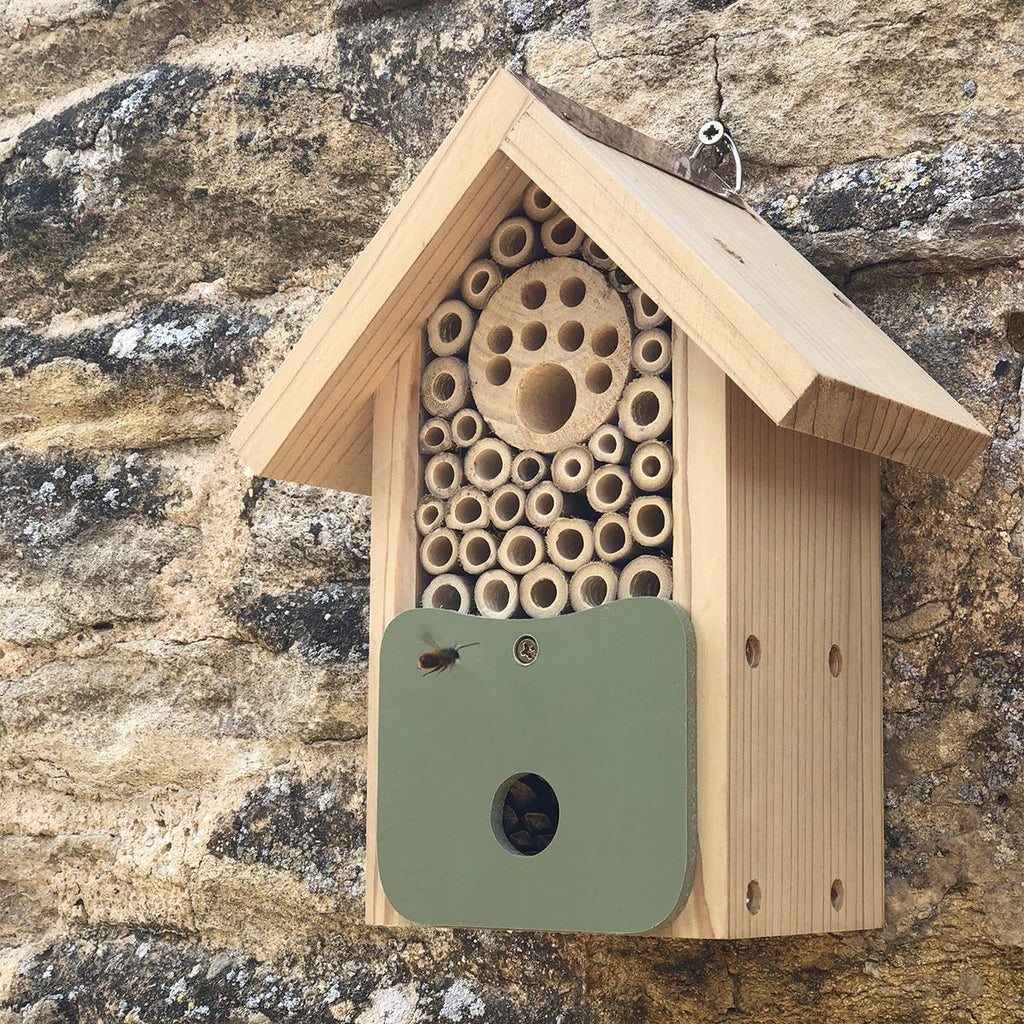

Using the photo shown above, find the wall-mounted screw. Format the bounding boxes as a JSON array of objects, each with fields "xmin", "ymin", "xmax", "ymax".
[
  {"xmin": 698, "ymin": 120, "xmax": 726, "ymax": 146},
  {"xmin": 514, "ymin": 635, "xmax": 538, "ymax": 665}
]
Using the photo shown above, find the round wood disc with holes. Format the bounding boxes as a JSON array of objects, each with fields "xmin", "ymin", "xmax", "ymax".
[{"xmin": 468, "ymin": 258, "xmax": 631, "ymax": 453}]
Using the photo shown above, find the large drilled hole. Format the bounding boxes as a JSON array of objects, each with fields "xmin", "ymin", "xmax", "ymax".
[
  {"xmin": 631, "ymin": 389, "xmax": 660, "ymax": 427},
  {"xmin": 558, "ymin": 321, "xmax": 584, "ymax": 351},
  {"xmin": 488, "ymin": 325, "xmax": 513, "ymax": 353},
  {"xmin": 585, "ymin": 363, "xmax": 613, "ymax": 394},
  {"xmin": 560, "ymin": 277, "xmax": 586, "ymax": 307},
  {"xmin": 492, "ymin": 773, "xmax": 559, "ymax": 856},
  {"xmin": 555, "ymin": 529, "xmax": 585, "ymax": 560},
  {"xmin": 516, "ymin": 363, "xmax": 576, "ymax": 434},
  {"xmin": 486, "ymin": 356, "xmax": 512, "ymax": 386},
  {"xmin": 498, "ymin": 223, "xmax": 528, "ymax": 259},
  {"xmin": 521, "ymin": 280, "xmax": 547, "ymax": 309},
  {"xmin": 591, "ymin": 325, "xmax": 618, "ymax": 357},
  {"xmin": 439, "ymin": 312, "xmax": 463, "ymax": 343},
  {"xmin": 522, "ymin": 321, "xmax": 548, "ymax": 351},
  {"xmin": 432, "ymin": 373, "xmax": 456, "ymax": 402}
]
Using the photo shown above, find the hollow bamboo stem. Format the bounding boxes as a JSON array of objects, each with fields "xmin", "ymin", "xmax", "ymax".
[
  {"xmin": 450, "ymin": 408, "xmax": 485, "ymax": 448},
  {"xmin": 488, "ymin": 483, "xmax": 526, "ymax": 531},
  {"xmin": 630, "ymin": 440, "xmax": 673, "ymax": 492},
  {"xmin": 545, "ymin": 518, "xmax": 595, "ymax": 573},
  {"xmin": 422, "ymin": 573, "xmax": 473, "ymax": 613},
  {"xmin": 497, "ymin": 525, "xmax": 545, "ymax": 575},
  {"xmin": 569, "ymin": 561, "xmax": 619, "ymax": 612},
  {"xmin": 519, "ymin": 563, "xmax": 569, "ymax": 618},
  {"xmin": 445, "ymin": 485, "xmax": 490, "ymax": 531},
  {"xmin": 540, "ymin": 212, "xmax": 584, "ymax": 256},
  {"xmin": 618, "ymin": 376, "xmax": 673, "ymax": 442},
  {"xmin": 458, "ymin": 528, "xmax": 499, "ymax": 574},
  {"xmin": 593, "ymin": 511, "xmax": 636, "ymax": 564},
  {"xmin": 631, "ymin": 328, "xmax": 672, "ymax": 375},
  {"xmin": 490, "ymin": 216, "xmax": 539, "ymax": 269},
  {"xmin": 474, "ymin": 568, "xmax": 520, "ymax": 619},
  {"xmin": 580, "ymin": 236, "xmax": 615, "ymax": 270},
  {"xmin": 427, "ymin": 298, "xmax": 476, "ymax": 357},
  {"xmin": 586, "ymin": 464, "xmax": 635, "ymax": 514},
  {"xmin": 588, "ymin": 423, "xmax": 631, "ymax": 465},
  {"xmin": 464, "ymin": 437, "xmax": 513, "ymax": 492},
  {"xmin": 629, "ymin": 286, "xmax": 668, "ymax": 329},
  {"xmin": 419, "ymin": 527, "xmax": 460, "ymax": 575},
  {"xmin": 511, "ymin": 450, "xmax": 549, "ymax": 490},
  {"xmin": 525, "ymin": 481, "xmax": 565, "ymax": 529},
  {"xmin": 551, "ymin": 445, "xmax": 594, "ymax": 493},
  {"xmin": 522, "ymin": 182, "xmax": 557, "ymax": 222},
  {"xmin": 423, "ymin": 451, "xmax": 463, "ymax": 499},
  {"xmin": 460, "ymin": 259, "xmax": 503, "ymax": 309},
  {"xmin": 418, "ymin": 417, "xmax": 453, "ymax": 455},
  {"xmin": 421, "ymin": 356, "xmax": 470, "ymax": 417},
  {"xmin": 628, "ymin": 495, "xmax": 673, "ymax": 548},
  {"xmin": 414, "ymin": 497, "xmax": 446, "ymax": 536},
  {"xmin": 618, "ymin": 554, "xmax": 673, "ymax": 599}
]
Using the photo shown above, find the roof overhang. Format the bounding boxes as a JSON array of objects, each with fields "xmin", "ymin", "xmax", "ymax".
[{"xmin": 231, "ymin": 70, "xmax": 990, "ymax": 493}]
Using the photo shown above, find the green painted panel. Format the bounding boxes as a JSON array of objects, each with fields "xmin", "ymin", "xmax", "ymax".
[{"xmin": 377, "ymin": 597, "xmax": 697, "ymax": 934}]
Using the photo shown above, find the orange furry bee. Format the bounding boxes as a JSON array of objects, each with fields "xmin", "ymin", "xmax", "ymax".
[{"xmin": 418, "ymin": 642, "xmax": 479, "ymax": 675}]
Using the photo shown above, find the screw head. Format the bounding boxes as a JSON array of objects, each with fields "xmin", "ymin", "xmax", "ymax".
[
  {"xmin": 698, "ymin": 120, "xmax": 725, "ymax": 146},
  {"xmin": 514, "ymin": 635, "xmax": 539, "ymax": 665}
]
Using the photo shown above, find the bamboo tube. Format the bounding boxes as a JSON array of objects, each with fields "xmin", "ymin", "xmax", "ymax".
[
  {"xmin": 497, "ymin": 525, "xmax": 545, "ymax": 575},
  {"xmin": 418, "ymin": 417, "xmax": 453, "ymax": 455},
  {"xmin": 511, "ymin": 450, "xmax": 548, "ymax": 490},
  {"xmin": 540, "ymin": 212, "xmax": 584, "ymax": 256},
  {"xmin": 618, "ymin": 376, "xmax": 673, "ymax": 441},
  {"xmin": 419, "ymin": 528, "xmax": 459, "ymax": 574},
  {"xmin": 580, "ymin": 236, "xmax": 615, "ymax": 270},
  {"xmin": 458, "ymin": 529, "xmax": 499, "ymax": 574},
  {"xmin": 522, "ymin": 182, "xmax": 557, "ymax": 221},
  {"xmin": 490, "ymin": 216, "xmax": 539, "ymax": 269},
  {"xmin": 618, "ymin": 554, "xmax": 673, "ymax": 598},
  {"xmin": 631, "ymin": 328, "xmax": 672, "ymax": 375},
  {"xmin": 421, "ymin": 356, "xmax": 470, "ymax": 417},
  {"xmin": 427, "ymin": 299, "xmax": 476, "ymax": 357},
  {"xmin": 415, "ymin": 497, "xmax": 446, "ymax": 536},
  {"xmin": 594, "ymin": 511, "xmax": 636, "ymax": 564},
  {"xmin": 474, "ymin": 568, "xmax": 520, "ymax": 619},
  {"xmin": 422, "ymin": 573, "xmax": 472, "ymax": 613},
  {"xmin": 424, "ymin": 452, "xmax": 462, "ymax": 499},
  {"xmin": 588, "ymin": 423, "xmax": 631, "ymax": 465},
  {"xmin": 546, "ymin": 518, "xmax": 595, "ymax": 573},
  {"xmin": 586, "ymin": 464, "xmax": 634, "ymax": 514},
  {"xmin": 630, "ymin": 439, "xmax": 673, "ymax": 492},
  {"xmin": 609, "ymin": 267, "xmax": 633, "ymax": 293},
  {"xmin": 569, "ymin": 561, "xmax": 619, "ymax": 612},
  {"xmin": 445, "ymin": 485, "xmax": 490, "ymax": 531},
  {"xmin": 628, "ymin": 495, "xmax": 673, "ymax": 548},
  {"xmin": 551, "ymin": 445, "xmax": 594, "ymax": 493},
  {"xmin": 464, "ymin": 437, "xmax": 513, "ymax": 492},
  {"xmin": 525, "ymin": 481, "xmax": 564, "ymax": 529},
  {"xmin": 520, "ymin": 563, "xmax": 569, "ymax": 618},
  {"xmin": 450, "ymin": 408, "xmax": 485, "ymax": 448},
  {"xmin": 629, "ymin": 286, "xmax": 668, "ymax": 329},
  {"xmin": 460, "ymin": 259, "xmax": 503, "ymax": 309},
  {"xmin": 488, "ymin": 483, "xmax": 526, "ymax": 531}
]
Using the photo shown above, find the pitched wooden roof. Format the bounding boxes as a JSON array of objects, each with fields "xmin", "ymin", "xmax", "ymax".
[{"xmin": 231, "ymin": 70, "xmax": 990, "ymax": 493}]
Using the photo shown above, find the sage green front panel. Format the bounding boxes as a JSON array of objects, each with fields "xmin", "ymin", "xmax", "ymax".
[{"xmin": 377, "ymin": 598, "xmax": 696, "ymax": 934}]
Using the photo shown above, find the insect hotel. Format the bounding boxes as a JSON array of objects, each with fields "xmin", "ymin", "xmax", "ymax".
[{"xmin": 231, "ymin": 71, "xmax": 990, "ymax": 937}]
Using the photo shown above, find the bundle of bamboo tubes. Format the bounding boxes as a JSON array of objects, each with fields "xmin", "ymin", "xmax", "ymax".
[{"xmin": 414, "ymin": 180, "xmax": 677, "ymax": 618}]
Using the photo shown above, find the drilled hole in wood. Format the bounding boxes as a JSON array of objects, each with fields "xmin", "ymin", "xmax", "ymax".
[
  {"xmin": 432, "ymin": 373, "xmax": 456, "ymax": 402},
  {"xmin": 516, "ymin": 363, "xmax": 576, "ymax": 434},
  {"xmin": 745, "ymin": 635, "xmax": 761, "ymax": 668},
  {"xmin": 829, "ymin": 644, "xmax": 843, "ymax": 678},
  {"xmin": 585, "ymin": 363, "xmax": 613, "ymax": 394},
  {"xmin": 498, "ymin": 223, "xmax": 528, "ymax": 259},
  {"xmin": 439, "ymin": 312, "xmax": 463, "ymax": 343},
  {"xmin": 831, "ymin": 879, "xmax": 844, "ymax": 910},
  {"xmin": 591, "ymin": 324, "xmax": 619, "ymax": 357},
  {"xmin": 488, "ymin": 325, "xmax": 513, "ymax": 353},
  {"xmin": 521, "ymin": 280, "xmax": 547, "ymax": 309},
  {"xmin": 486, "ymin": 356, "xmax": 511, "ymax": 386},
  {"xmin": 630, "ymin": 388, "xmax": 660, "ymax": 426},
  {"xmin": 746, "ymin": 880, "xmax": 762, "ymax": 914},
  {"xmin": 492, "ymin": 773, "xmax": 559, "ymax": 856},
  {"xmin": 521, "ymin": 321, "xmax": 548, "ymax": 351},
  {"xmin": 560, "ymin": 277, "xmax": 586, "ymax": 307},
  {"xmin": 558, "ymin": 320, "xmax": 584, "ymax": 351}
]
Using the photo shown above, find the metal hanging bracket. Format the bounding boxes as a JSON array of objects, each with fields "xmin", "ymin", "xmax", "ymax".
[{"xmin": 691, "ymin": 119, "xmax": 743, "ymax": 195}]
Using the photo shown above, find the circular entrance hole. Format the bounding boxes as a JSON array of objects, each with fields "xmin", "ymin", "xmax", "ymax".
[
  {"xmin": 521, "ymin": 280, "xmax": 547, "ymax": 310},
  {"xmin": 432, "ymin": 373, "xmax": 456, "ymax": 403},
  {"xmin": 488, "ymin": 325, "xmax": 513, "ymax": 353},
  {"xmin": 559, "ymin": 277, "xmax": 586, "ymax": 307},
  {"xmin": 585, "ymin": 363, "xmax": 613, "ymax": 394},
  {"xmin": 591, "ymin": 324, "xmax": 619, "ymax": 357},
  {"xmin": 558, "ymin": 320, "xmax": 584, "ymax": 351},
  {"xmin": 486, "ymin": 356, "xmax": 512, "ymax": 386},
  {"xmin": 521, "ymin": 321, "xmax": 548, "ymax": 351},
  {"xmin": 516, "ymin": 363, "xmax": 577, "ymax": 434},
  {"xmin": 491, "ymin": 772, "xmax": 559, "ymax": 856}
]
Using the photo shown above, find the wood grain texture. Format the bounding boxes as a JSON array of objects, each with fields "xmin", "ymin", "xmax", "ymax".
[{"xmin": 366, "ymin": 345, "xmax": 422, "ymax": 927}]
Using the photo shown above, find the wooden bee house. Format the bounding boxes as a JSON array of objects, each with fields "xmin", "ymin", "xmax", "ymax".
[{"xmin": 230, "ymin": 70, "xmax": 990, "ymax": 937}]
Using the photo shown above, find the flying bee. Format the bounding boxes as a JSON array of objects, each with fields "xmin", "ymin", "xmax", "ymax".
[{"xmin": 418, "ymin": 641, "xmax": 479, "ymax": 675}]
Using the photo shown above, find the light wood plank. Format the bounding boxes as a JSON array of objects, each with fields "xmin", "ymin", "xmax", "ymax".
[{"xmin": 365, "ymin": 345, "xmax": 422, "ymax": 926}]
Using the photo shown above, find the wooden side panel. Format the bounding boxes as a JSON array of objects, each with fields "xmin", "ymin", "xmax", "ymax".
[
  {"xmin": 653, "ymin": 332, "xmax": 731, "ymax": 938},
  {"xmin": 365, "ymin": 345, "xmax": 422, "ymax": 926},
  {"xmin": 725, "ymin": 384, "xmax": 883, "ymax": 937}
]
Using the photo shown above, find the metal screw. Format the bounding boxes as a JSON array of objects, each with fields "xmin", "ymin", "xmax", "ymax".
[
  {"xmin": 698, "ymin": 120, "xmax": 725, "ymax": 146},
  {"xmin": 514, "ymin": 635, "xmax": 538, "ymax": 665}
]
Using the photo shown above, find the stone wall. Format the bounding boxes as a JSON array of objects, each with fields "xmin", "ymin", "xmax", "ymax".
[{"xmin": 1, "ymin": 0, "xmax": 1022, "ymax": 1020}]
